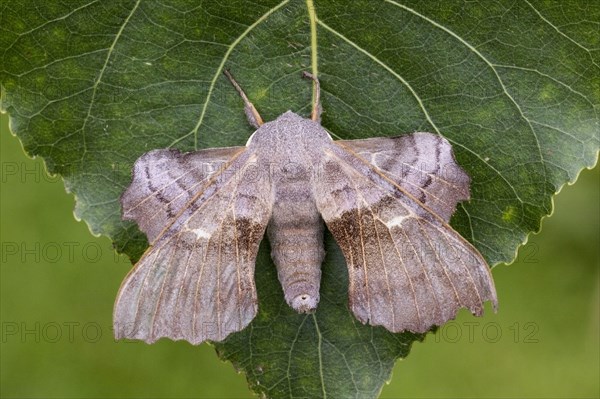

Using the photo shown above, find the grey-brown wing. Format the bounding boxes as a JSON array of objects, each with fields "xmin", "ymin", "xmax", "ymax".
[
  {"xmin": 313, "ymin": 142, "xmax": 496, "ymax": 333},
  {"xmin": 121, "ymin": 146, "xmax": 245, "ymax": 243},
  {"xmin": 337, "ymin": 133, "xmax": 469, "ymax": 221},
  {"xmin": 114, "ymin": 149, "xmax": 272, "ymax": 344}
]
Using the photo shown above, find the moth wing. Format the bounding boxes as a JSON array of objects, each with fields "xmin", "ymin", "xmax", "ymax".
[
  {"xmin": 121, "ymin": 146, "xmax": 245, "ymax": 243},
  {"xmin": 337, "ymin": 133, "xmax": 469, "ymax": 221},
  {"xmin": 115, "ymin": 149, "xmax": 272, "ymax": 344},
  {"xmin": 314, "ymin": 142, "xmax": 497, "ymax": 333}
]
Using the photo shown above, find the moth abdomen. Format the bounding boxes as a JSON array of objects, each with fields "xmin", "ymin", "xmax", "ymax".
[
  {"xmin": 267, "ymin": 221, "xmax": 325, "ymax": 313},
  {"xmin": 267, "ymin": 185, "xmax": 325, "ymax": 313}
]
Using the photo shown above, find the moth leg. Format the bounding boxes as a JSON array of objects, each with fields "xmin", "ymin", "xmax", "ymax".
[
  {"xmin": 223, "ymin": 69, "xmax": 264, "ymax": 128},
  {"xmin": 302, "ymin": 71, "xmax": 322, "ymax": 123}
]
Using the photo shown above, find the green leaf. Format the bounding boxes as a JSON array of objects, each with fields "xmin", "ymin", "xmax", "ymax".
[{"xmin": 1, "ymin": 0, "xmax": 598, "ymax": 398}]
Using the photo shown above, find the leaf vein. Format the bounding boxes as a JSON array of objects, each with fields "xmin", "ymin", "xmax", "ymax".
[
  {"xmin": 183, "ymin": 0, "xmax": 290, "ymax": 150},
  {"xmin": 79, "ymin": 0, "xmax": 142, "ymax": 159},
  {"xmin": 383, "ymin": 0, "xmax": 548, "ymax": 189}
]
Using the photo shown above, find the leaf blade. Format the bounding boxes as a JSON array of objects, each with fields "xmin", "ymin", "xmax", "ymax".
[{"xmin": 1, "ymin": 0, "xmax": 598, "ymax": 397}]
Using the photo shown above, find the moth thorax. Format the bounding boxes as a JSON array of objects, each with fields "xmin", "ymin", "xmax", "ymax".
[{"xmin": 267, "ymin": 195, "xmax": 325, "ymax": 314}]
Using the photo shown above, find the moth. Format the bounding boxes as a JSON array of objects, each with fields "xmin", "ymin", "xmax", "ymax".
[{"xmin": 114, "ymin": 71, "xmax": 497, "ymax": 344}]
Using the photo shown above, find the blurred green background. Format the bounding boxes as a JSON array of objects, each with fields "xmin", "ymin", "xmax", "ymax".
[{"xmin": 1, "ymin": 112, "xmax": 598, "ymax": 398}]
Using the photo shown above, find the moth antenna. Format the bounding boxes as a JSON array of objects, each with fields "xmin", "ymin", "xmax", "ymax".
[
  {"xmin": 223, "ymin": 69, "xmax": 264, "ymax": 128},
  {"xmin": 302, "ymin": 71, "xmax": 322, "ymax": 123}
]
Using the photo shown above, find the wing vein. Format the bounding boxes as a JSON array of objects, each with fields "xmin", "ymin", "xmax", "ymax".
[
  {"xmin": 232, "ymin": 192, "xmax": 243, "ymax": 332},
  {"xmin": 348, "ymin": 178, "xmax": 374, "ymax": 323},
  {"xmin": 370, "ymin": 215, "xmax": 397, "ymax": 329},
  {"xmin": 436, "ymin": 222, "xmax": 486, "ymax": 307},
  {"xmin": 415, "ymin": 221, "xmax": 462, "ymax": 308},
  {"xmin": 130, "ymin": 233, "xmax": 177, "ymax": 336},
  {"xmin": 148, "ymin": 232, "xmax": 182, "ymax": 338},
  {"xmin": 173, "ymin": 237, "xmax": 196, "ymax": 338},
  {"xmin": 397, "ymin": 226, "xmax": 442, "ymax": 323},
  {"xmin": 383, "ymin": 221, "xmax": 423, "ymax": 328},
  {"xmin": 216, "ymin": 216, "xmax": 224, "ymax": 339},
  {"xmin": 192, "ymin": 226, "xmax": 212, "ymax": 339}
]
